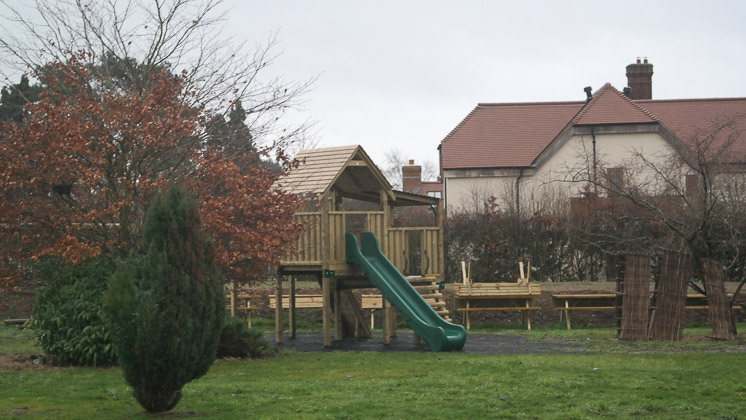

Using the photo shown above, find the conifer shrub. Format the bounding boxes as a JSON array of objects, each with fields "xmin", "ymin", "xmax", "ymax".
[
  {"xmin": 105, "ymin": 185, "xmax": 224, "ymax": 413},
  {"xmin": 217, "ymin": 316, "xmax": 273, "ymax": 359},
  {"xmin": 30, "ymin": 256, "xmax": 118, "ymax": 366}
]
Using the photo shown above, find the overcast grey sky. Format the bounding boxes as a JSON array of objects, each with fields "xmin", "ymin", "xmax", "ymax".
[
  {"xmin": 226, "ymin": 0, "xmax": 746, "ymax": 172},
  {"xmin": 2, "ymin": 1, "xmax": 745, "ymax": 174}
]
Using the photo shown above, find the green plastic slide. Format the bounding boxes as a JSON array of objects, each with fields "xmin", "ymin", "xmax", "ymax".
[{"xmin": 345, "ymin": 232, "xmax": 466, "ymax": 351}]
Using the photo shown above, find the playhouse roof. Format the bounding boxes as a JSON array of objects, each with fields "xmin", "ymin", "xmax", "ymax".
[{"xmin": 277, "ymin": 145, "xmax": 438, "ymax": 206}]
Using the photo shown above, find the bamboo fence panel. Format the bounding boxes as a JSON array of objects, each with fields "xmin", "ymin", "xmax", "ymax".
[
  {"xmin": 704, "ymin": 260, "xmax": 737, "ymax": 340},
  {"xmin": 618, "ymin": 254, "xmax": 651, "ymax": 340},
  {"xmin": 648, "ymin": 251, "xmax": 691, "ymax": 341}
]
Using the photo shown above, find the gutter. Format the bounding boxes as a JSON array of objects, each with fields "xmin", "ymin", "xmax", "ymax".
[{"xmin": 591, "ymin": 126, "xmax": 598, "ymax": 195}]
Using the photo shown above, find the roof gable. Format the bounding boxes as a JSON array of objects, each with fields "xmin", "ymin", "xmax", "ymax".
[
  {"xmin": 276, "ymin": 145, "xmax": 394, "ymax": 199},
  {"xmin": 573, "ymin": 84, "xmax": 658, "ymax": 125}
]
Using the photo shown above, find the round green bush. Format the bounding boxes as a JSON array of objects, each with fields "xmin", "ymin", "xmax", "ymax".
[
  {"xmin": 217, "ymin": 316, "xmax": 273, "ymax": 359},
  {"xmin": 30, "ymin": 256, "xmax": 118, "ymax": 366}
]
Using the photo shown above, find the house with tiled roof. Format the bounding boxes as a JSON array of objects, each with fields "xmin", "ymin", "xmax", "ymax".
[{"xmin": 439, "ymin": 59, "xmax": 746, "ymax": 214}]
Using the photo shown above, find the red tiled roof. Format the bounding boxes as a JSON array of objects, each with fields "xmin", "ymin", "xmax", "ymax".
[
  {"xmin": 573, "ymin": 84, "xmax": 658, "ymax": 125},
  {"xmin": 441, "ymin": 101, "xmax": 583, "ymax": 169},
  {"xmin": 641, "ymin": 98, "xmax": 746, "ymax": 162},
  {"xmin": 441, "ymin": 85, "xmax": 746, "ymax": 169}
]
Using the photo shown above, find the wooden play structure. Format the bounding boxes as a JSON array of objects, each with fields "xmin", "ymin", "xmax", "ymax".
[
  {"xmin": 454, "ymin": 261, "xmax": 541, "ymax": 330},
  {"xmin": 273, "ymin": 145, "xmax": 464, "ymax": 350}
]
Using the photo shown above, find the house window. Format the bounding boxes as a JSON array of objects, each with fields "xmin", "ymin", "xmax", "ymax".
[
  {"xmin": 427, "ymin": 191, "xmax": 442, "ymax": 199},
  {"xmin": 607, "ymin": 167, "xmax": 624, "ymax": 196},
  {"xmin": 685, "ymin": 174, "xmax": 700, "ymax": 197}
]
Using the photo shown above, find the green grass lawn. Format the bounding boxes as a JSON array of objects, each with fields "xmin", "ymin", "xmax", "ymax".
[{"xmin": 2, "ymin": 324, "xmax": 745, "ymax": 419}]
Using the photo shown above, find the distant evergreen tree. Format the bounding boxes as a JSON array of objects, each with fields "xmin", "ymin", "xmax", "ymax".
[
  {"xmin": 105, "ymin": 184, "xmax": 224, "ymax": 413},
  {"xmin": 0, "ymin": 75, "xmax": 42, "ymax": 124}
]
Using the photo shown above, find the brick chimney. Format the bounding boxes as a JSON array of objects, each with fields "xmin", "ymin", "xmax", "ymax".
[
  {"xmin": 402, "ymin": 159, "xmax": 422, "ymax": 193},
  {"xmin": 625, "ymin": 57, "xmax": 653, "ymax": 100}
]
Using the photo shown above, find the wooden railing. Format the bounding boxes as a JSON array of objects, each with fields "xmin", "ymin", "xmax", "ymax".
[
  {"xmin": 328, "ymin": 211, "xmax": 385, "ymax": 265},
  {"xmin": 282, "ymin": 211, "xmax": 441, "ymax": 278},
  {"xmin": 283, "ymin": 212, "xmax": 321, "ymax": 265},
  {"xmin": 388, "ymin": 227, "xmax": 441, "ymax": 276}
]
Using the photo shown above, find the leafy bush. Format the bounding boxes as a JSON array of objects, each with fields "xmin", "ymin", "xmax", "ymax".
[
  {"xmin": 105, "ymin": 185, "xmax": 224, "ymax": 413},
  {"xmin": 217, "ymin": 316, "xmax": 273, "ymax": 359},
  {"xmin": 30, "ymin": 256, "xmax": 118, "ymax": 366}
]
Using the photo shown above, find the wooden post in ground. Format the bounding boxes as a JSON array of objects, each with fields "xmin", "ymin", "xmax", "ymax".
[
  {"xmin": 389, "ymin": 306, "xmax": 397, "ymax": 337},
  {"xmin": 247, "ymin": 294, "xmax": 253, "ymax": 328},
  {"xmin": 322, "ymin": 275, "xmax": 332, "ymax": 347},
  {"xmin": 275, "ymin": 275, "xmax": 283, "ymax": 344},
  {"xmin": 289, "ymin": 276, "xmax": 296, "ymax": 339},
  {"xmin": 383, "ymin": 296, "xmax": 391, "ymax": 344},
  {"xmin": 230, "ymin": 282, "xmax": 237, "ymax": 317},
  {"xmin": 465, "ymin": 300, "xmax": 471, "ymax": 330},
  {"xmin": 334, "ymin": 278, "xmax": 342, "ymax": 340}
]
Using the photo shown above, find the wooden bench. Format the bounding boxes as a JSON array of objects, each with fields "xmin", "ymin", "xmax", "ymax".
[
  {"xmin": 454, "ymin": 260, "xmax": 540, "ymax": 330},
  {"xmin": 454, "ymin": 283, "xmax": 541, "ymax": 330},
  {"xmin": 552, "ymin": 293, "xmax": 742, "ymax": 329},
  {"xmin": 551, "ymin": 294, "xmax": 616, "ymax": 329}
]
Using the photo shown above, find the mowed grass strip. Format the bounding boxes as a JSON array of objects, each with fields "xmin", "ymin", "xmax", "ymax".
[{"xmin": 2, "ymin": 350, "xmax": 745, "ymax": 419}]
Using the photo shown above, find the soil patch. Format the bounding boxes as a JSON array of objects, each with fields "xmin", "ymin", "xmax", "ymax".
[{"xmin": 269, "ymin": 332, "xmax": 586, "ymax": 354}]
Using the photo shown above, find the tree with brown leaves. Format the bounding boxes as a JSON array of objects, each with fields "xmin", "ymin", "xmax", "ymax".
[{"xmin": 0, "ymin": 53, "xmax": 304, "ymax": 289}]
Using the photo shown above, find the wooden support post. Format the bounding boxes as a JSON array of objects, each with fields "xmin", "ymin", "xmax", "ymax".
[
  {"xmin": 413, "ymin": 333, "xmax": 422, "ymax": 346},
  {"xmin": 247, "ymin": 295, "xmax": 253, "ymax": 328},
  {"xmin": 322, "ymin": 275, "xmax": 332, "ymax": 347},
  {"xmin": 565, "ymin": 300, "xmax": 571, "ymax": 329},
  {"xmin": 370, "ymin": 310, "xmax": 375, "ymax": 330},
  {"xmin": 383, "ymin": 297, "xmax": 390, "ymax": 345},
  {"xmin": 465, "ymin": 300, "xmax": 471, "ymax": 330},
  {"xmin": 275, "ymin": 275, "xmax": 283, "ymax": 344},
  {"xmin": 437, "ymin": 197, "xmax": 446, "ymax": 283},
  {"xmin": 525, "ymin": 299, "xmax": 531, "ymax": 330},
  {"xmin": 389, "ymin": 306, "xmax": 397, "ymax": 337},
  {"xmin": 230, "ymin": 282, "xmax": 237, "ymax": 317},
  {"xmin": 334, "ymin": 278, "xmax": 342, "ymax": 340},
  {"xmin": 289, "ymin": 276, "xmax": 296, "ymax": 339}
]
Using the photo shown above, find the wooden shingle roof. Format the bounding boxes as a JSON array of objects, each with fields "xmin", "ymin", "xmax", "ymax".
[
  {"xmin": 277, "ymin": 145, "xmax": 363, "ymax": 195},
  {"xmin": 276, "ymin": 145, "xmax": 393, "ymax": 198},
  {"xmin": 277, "ymin": 145, "xmax": 439, "ymax": 206}
]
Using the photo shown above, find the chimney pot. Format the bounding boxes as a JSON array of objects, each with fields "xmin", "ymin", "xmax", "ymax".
[
  {"xmin": 408, "ymin": 159, "xmax": 414, "ymax": 165},
  {"xmin": 644, "ymin": 57, "xmax": 648, "ymax": 64},
  {"xmin": 637, "ymin": 57, "xmax": 641, "ymax": 64}
]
